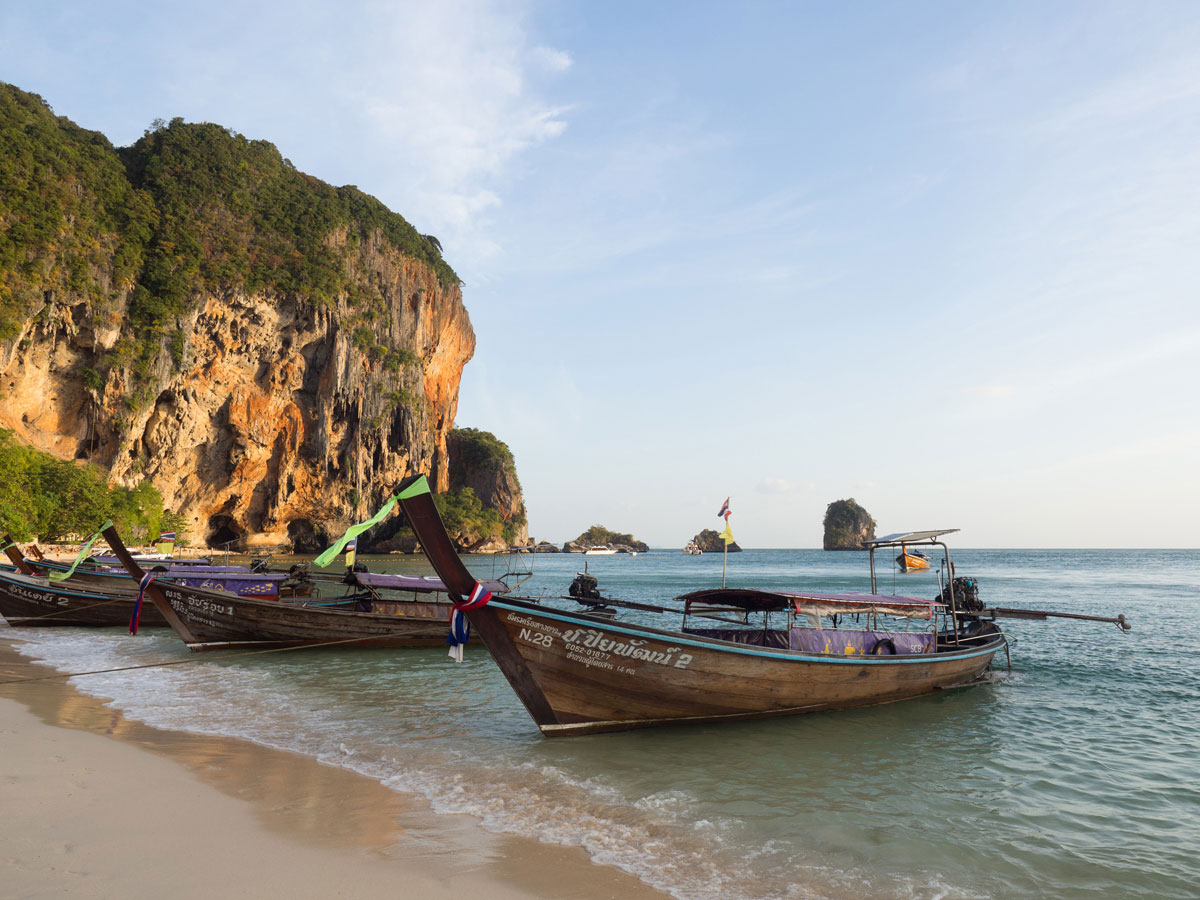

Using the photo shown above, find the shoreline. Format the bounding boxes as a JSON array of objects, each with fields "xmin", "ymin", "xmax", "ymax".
[{"xmin": 0, "ymin": 636, "xmax": 669, "ymax": 900}]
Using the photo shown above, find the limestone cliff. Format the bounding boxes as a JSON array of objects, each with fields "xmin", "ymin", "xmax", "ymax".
[
  {"xmin": 693, "ymin": 528, "xmax": 741, "ymax": 553},
  {"xmin": 2, "ymin": 244, "xmax": 474, "ymax": 550},
  {"xmin": 446, "ymin": 427, "xmax": 528, "ymax": 549},
  {"xmin": 823, "ymin": 498, "xmax": 876, "ymax": 550},
  {"xmin": 0, "ymin": 85, "xmax": 486, "ymax": 550}
]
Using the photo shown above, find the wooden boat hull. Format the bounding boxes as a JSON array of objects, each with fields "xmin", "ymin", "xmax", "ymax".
[
  {"xmin": 0, "ymin": 570, "xmax": 168, "ymax": 627},
  {"xmin": 470, "ymin": 598, "xmax": 1002, "ymax": 736},
  {"xmin": 138, "ymin": 579, "xmax": 456, "ymax": 651},
  {"xmin": 389, "ymin": 472, "xmax": 1007, "ymax": 737},
  {"xmin": 898, "ymin": 553, "xmax": 930, "ymax": 571},
  {"xmin": 26, "ymin": 562, "xmax": 298, "ymax": 598}
]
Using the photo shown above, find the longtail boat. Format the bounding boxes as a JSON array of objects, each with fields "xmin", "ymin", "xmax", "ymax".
[
  {"xmin": 99, "ymin": 525, "xmax": 507, "ymax": 651},
  {"xmin": 895, "ymin": 542, "xmax": 931, "ymax": 571},
  {"xmin": 0, "ymin": 536, "xmax": 316, "ymax": 627},
  {"xmin": 0, "ymin": 540, "xmax": 169, "ymax": 627},
  {"xmin": 394, "ymin": 475, "xmax": 1130, "ymax": 737},
  {"xmin": 26, "ymin": 558, "xmax": 298, "ymax": 598}
]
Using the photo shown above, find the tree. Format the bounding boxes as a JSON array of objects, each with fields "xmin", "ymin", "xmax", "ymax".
[
  {"xmin": 0, "ymin": 427, "xmax": 168, "ymax": 542},
  {"xmin": 158, "ymin": 509, "xmax": 190, "ymax": 545},
  {"xmin": 31, "ymin": 459, "xmax": 112, "ymax": 540}
]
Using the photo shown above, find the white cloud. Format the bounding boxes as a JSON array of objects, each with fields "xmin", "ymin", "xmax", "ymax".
[
  {"xmin": 531, "ymin": 46, "xmax": 572, "ymax": 73},
  {"xmin": 1033, "ymin": 55, "xmax": 1200, "ymax": 137},
  {"xmin": 340, "ymin": 0, "xmax": 572, "ymax": 263}
]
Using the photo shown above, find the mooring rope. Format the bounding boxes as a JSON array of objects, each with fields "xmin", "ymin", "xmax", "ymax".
[{"xmin": 0, "ymin": 633, "xmax": 413, "ymax": 687}]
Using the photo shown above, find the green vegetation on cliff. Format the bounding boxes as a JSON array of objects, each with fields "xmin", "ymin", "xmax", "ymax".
[
  {"xmin": 384, "ymin": 429, "xmax": 527, "ymax": 552},
  {"xmin": 0, "ymin": 86, "xmax": 153, "ymax": 339},
  {"xmin": 823, "ymin": 498, "xmax": 876, "ymax": 551},
  {"xmin": 576, "ymin": 525, "xmax": 638, "ymax": 546},
  {"xmin": 449, "ymin": 428, "xmax": 519, "ymax": 481},
  {"xmin": 433, "ymin": 487, "xmax": 510, "ymax": 551},
  {"xmin": 0, "ymin": 428, "xmax": 168, "ymax": 542},
  {"xmin": 0, "ymin": 82, "xmax": 458, "ymax": 384},
  {"xmin": 446, "ymin": 427, "xmax": 526, "ymax": 540}
]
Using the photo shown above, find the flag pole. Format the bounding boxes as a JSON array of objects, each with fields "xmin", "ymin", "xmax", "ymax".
[{"xmin": 716, "ymin": 496, "xmax": 732, "ymax": 589}]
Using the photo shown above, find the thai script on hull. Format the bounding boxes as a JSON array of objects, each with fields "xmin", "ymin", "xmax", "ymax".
[{"xmin": 561, "ymin": 627, "xmax": 693, "ymax": 669}]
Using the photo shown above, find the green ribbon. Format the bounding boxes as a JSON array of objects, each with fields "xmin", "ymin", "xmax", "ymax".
[
  {"xmin": 48, "ymin": 520, "xmax": 113, "ymax": 582},
  {"xmin": 312, "ymin": 477, "xmax": 429, "ymax": 568},
  {"xmin": 397, "ymin": 476, "xmax": 431, "ymax": 499}
]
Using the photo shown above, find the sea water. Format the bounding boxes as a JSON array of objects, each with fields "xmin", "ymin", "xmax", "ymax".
[{"xmin": 5, "ymin": 549, "xmax": 1199, "ymax": 899}]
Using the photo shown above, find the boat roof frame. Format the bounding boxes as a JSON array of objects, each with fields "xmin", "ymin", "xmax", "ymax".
[
  {"xmin": 865, "ymin": 530, "xmax": 970, "ymax": 643},
  {"xmin": 678, "ymin": 587, "xmax": 944, "ymax": 617},
  {"xmin": 863, "ymin": 529, "xmax": 959, "ymax": 548}
]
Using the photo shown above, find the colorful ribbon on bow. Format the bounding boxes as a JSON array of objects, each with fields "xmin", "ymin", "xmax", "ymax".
[
  {"xmin": 129, "ymin": 572, "xmax": 155, "ymax": 635},
  {"xmin": 48, "ymin": 520, "xmax": 112, "ymax": 583},
  {"xmin": 446, "ymin": 581, "xmax": 493, "ymax": 663}
]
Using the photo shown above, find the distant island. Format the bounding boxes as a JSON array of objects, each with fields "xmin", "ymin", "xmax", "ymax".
[
  {"xmin": 823, "ymin": 498, "xmax": 876, "ymax": 550},
  {"xmin": 693, "ymin": 528, "xmax": 741, "ymax": 553},
  {"xmin": 562, "ymin": 525, "xmax": 648, "ymax": 553}
]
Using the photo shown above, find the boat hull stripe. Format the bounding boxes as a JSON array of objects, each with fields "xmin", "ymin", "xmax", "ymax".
[{"xmin": 489, "ymin": 598, "xmax": 1001, "ymax": 665}]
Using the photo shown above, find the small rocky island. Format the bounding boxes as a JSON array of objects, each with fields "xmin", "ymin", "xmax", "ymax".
[
  {"xmin": 563, "ymin": 525, "xmax": 648, "ymax": 553},
  {"xmin": 693, "ymin": 528, "xmax": 742, "ymax": 553},
  {"xmin": 823, "ymin": 498, "xmax": 876, "ymax": 550}
]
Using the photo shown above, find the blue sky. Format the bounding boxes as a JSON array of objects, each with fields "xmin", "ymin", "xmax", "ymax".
[{"xmin": 4, "ymin": 1, "xmax": 1198, "ymax": 547}]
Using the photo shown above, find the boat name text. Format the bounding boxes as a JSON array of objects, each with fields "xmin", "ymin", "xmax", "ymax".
[
  {"xmin": 504, "ymin": 613, "xmax": 694, "ymax": 670},
  {"xmin": 561, "ymin": 628, "xmax": 694, "ymax": 669}
]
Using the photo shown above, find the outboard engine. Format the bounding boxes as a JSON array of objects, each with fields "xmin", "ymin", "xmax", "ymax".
[
  {"xmin": 936, "ymin": 576, "xmax": 984, "ymax": 613},
  {"xmin": 341, "ymin": 562, "xmax": 370, "ymax": 586},
  {"xmin": 569, "ymin": 571, "xmax": 602, "ymax": 601}
]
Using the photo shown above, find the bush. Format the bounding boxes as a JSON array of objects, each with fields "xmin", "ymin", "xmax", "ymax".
[
  {"xmin": 0, "ymin": 427, "xmax": 163, "ymax": 541},
  {"xmin": 434, "ymin": 487, "xmax": 504, "ymax": 550},
  {"xmin": 577, "ymin": 525, "xmax": 637, "ymax": 546}
]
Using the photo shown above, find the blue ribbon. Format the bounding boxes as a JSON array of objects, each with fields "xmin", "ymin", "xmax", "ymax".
[
  {"xmin": 129, "ymin": 572, "xmax": 155, "ymax": 635},
  {"xmin": 446, "ymin": 608, "xmax": 471, "ymax": 647}
]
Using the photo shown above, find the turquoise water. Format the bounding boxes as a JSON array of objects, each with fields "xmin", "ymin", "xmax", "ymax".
[{"xmin": 5, "ymin": 549, "xmax": 1198, "ymax": 899}]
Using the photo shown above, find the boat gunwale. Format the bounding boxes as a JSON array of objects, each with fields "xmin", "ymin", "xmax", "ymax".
[
  {"xmin": 0, "ymin": 569, "xmax": 134, "ymax": 601},
  {"xmin": 490, "ymin": 596, "xmax": 1005, "ymax": 665},
  {"xmin": 153, "ymin": 578, "xmax": 455, "ymax": 622}
]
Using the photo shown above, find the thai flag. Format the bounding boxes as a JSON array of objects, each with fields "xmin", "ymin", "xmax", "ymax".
[
  {"xmin": 717, "ymin": 497, "xmax": 730, "ymax": 519},
  {"xmin": 461, "ymin": 581, "xmax": 493, "ymax": 610},
  {"xmin": 446, "ymin": 581, "xmax": 493, "ymax": 663},
  {"xmin": 345, "ymin": 538, "xmax": 356, "ymax": 551},
  {"xmin": 159, "ymin": 531, "xmax": 176, "ymax": 542}
]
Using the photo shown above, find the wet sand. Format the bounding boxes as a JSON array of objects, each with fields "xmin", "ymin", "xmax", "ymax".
[{"xmin": 0, "ymin": 637, "xmax": 668, "ymax": 900}]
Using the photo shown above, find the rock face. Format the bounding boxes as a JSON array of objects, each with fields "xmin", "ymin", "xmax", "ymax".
[
  {"xmin": 446, "ymin": 427, "xmax": 528, "ymax": 550},
  {"xmin": 0, "ymin": 87, "xmax": 488, "ymax": 551},
  {"xmin": 693, "ymin": 528, "xmax": 742, "ymax": 553},
  {"xmin": 2, "ymin": 259, "xmax": 474, "ymax": 551},
  {"xmin": 823, "ymin": 498, "xmax": 876, "ymax": 550},
  {"xmin": 563, "ymin": 526, "xmax": 648, "ymax": 554}
]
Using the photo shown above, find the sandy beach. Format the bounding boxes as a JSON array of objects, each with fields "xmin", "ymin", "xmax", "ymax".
[{"xmin": 0, "ymin": 639, "xmax": 667, "ymax": 900}]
